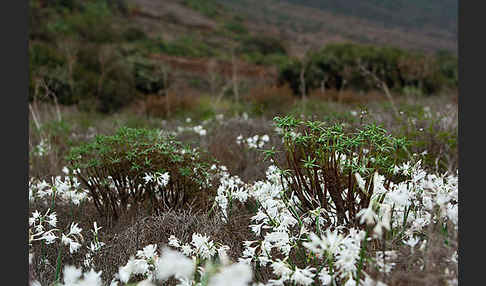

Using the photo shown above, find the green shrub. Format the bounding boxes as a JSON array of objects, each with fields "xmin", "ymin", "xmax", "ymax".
[
  {"xmin": 68, "ymin": 127, "xmax": 217, "ymax": 220},
  {"xmin": 64, "ymin": 1, "xmax": 118, "ymax": 43},
  {"xmin": 73, "ymin": 45, "xmax": 137, "ymax": 113},
  {"xmin": 159, "ymin": 36, "xmax": 214, "ymax": 58},
  {"xmin": 224, "ymin": 20, "xmax": 248, "ymax": 35},
  {"xmin": 267, "ymin": 116, "xmax": 409, "ymax": 225},
  {"xmin": 278, "ymin": 43, "xmax": 458, "ymax": 96},
  {"xmin": 130, "ymin": 58, "xmax": 165, "ymax": 95},
  {"xmin": 239, "ymin": 35, "xmax": 287, "ymax": 56},
  {"xmin": 96, "ymin": 72, "xmax": 136, "ymax": 113},
  {"xmin": 29, "ymin": 42, "xmax": 65, "ymax": 69},
  {"xmin": 241, "ymin": 52, "xmax": 290, "ymax": 66},
  {"xmin": 182, "ymin": 0, "xmax": 222, "ymax": 18},
  {"xmin": 122, "ymin": 27, "xmax": 147, "ymax": 42}
]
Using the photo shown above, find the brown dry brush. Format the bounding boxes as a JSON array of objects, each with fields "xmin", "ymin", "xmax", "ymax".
[{"xmin": 90, "ymin": 206, "xmax": 255, "ymax": 283}]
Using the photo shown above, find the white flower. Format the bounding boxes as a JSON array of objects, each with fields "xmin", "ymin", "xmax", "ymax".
[
  {"xmin": 193, "ymin": 125, "xmax": 207, "ymax": 136},
  {"xmin": 67, "ymin": 222, "xmax": 83, "ymax": 237},
  {"xmin": 181, "ymin": 244, "xmax": 193, "ymax": 256},
  {"xmin": 42, "ymin": 231, "xmax": 57, "ymax": 244},
  {"xmin": 318, "ymin": 269, "xmax": 332, "ymax": 285},
  {"xmin": 62, "ymin": 166, "xmax": 70, "ymax": 175},
  {"xmin": 68, "ymin": 240, "xmax": 82, "ymax": 254},
  {"xmin": 168, "ymin": 235, "xmax": 181, "ymax": 248},
  {"xmin": 156, "ymin": 248, "xmax": 195, "ymax": 281},
  {"xmin": 118, "ymin": 263, "xmax": 133, "ymax": 283},
  {"xmin": 63, "ymin": 265, "xmax": 82, "ymax": 285},
  {"xmin": 357, "ymin": 207, "xmax": 378, "ymax": 226},
  {"xmin": 387, "ymin": 190, "xmax": 410, "ymax": 207},
  {"xmin": 137, "ymin": 279, "xmax": 155, "ymax": 286},
  {"xmin": 404, "ymin": 236, "xmax": 420, "ymax": 253},
  {"xmin": 208, "ymin": 263, "xmax": 252, "ymax": 286},
  {"xmin": 80, "ymin": 269, "xmax": 103, "ymax": 286},
  {"xmin": 302, "ymin": 232, "xmax": 325, "ymax": 255},
  {"xmin": 137, "ymin": 244, "xmax": 158, "ymax": 260},
  {"xmin": 143, "ymin": 173, "xmax": 153, "ymax": 184},
  {"xmin": 344, "ymin": 277, "xmax": 358, "ymax": 286},
  {"xmin": 271, "ymin": 259, "xmax": 292, "ymax": 278},
  {"xmin": 291, "ymin": 266, "xmax": 315, "ymax": 286},
  {"xmin": 322, "ymin": 230, "xmax": 344, "ymax": 257},
  {"xmin": 355, "ymin": 173, "xmax": 367, "ymax": 194},
  {"xmin": 191, "ymin": 233, "xmax": 216, "ymax": 259},
  {"xmin": 118, "ymin": 256, "xmax": 150, "ymax": 283},
  {"xmin": 236, "ymin": 135, "xmax": 243, "ymax": 145},
  {"xmin": 217, "ymin": 245, "xmax": 231, "ymax": 265},
  {"xmin": 47, "ymin": 212, "xmax": 57, "ymax": 227},
  {"xmin": 92, "ymin": 222, "xmax": 102, "ymax": 235}
]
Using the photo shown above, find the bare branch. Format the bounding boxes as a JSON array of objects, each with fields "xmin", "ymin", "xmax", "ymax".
[{"xmin": 358, "ymin": 61, "xmax": 400, "ymax": 118}]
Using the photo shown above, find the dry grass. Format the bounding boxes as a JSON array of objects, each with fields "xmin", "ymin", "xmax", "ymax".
[
  {"xmin": 142, "ymin": 92, "xmax": 202, "ymax": 118},
  {"xmin": 308, "ymin": 89, "xmax": 387, "ymax": 105},
  {"xmin": 57, "ymin": 206, "xmax": 254, "ymax": 283},
  {"xmin": 246, "ymin": 84, "xmax": 297, "ymax": 117},
  {"xmin": 367, "ymin": 222, "xmax": 458, "ymax": 286},
  {"xmin": 205, "ymin": 117, "xmax": 284, "ymax": 182}
]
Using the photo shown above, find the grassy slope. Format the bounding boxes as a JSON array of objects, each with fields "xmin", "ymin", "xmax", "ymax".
[{"xmin": 215, "ymin": 0, "xmax": 457, "ymax": 55}]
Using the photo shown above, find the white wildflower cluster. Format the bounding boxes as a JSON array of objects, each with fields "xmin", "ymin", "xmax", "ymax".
[
  {"xmin": 168, "ymin": 233, "xmax": 221, "ymax": 260},
  {"xmin": 58, "ymin": 265, "xmax": 103, "ymax": 286},
  {"xmin": 303, "ymin": 229, "xmax": 365, "ymax": 282},
  {"xmin": 176, "ymin": 125, "xmax": 207, "ymax": 136},
  {"xmin": 29, "ymin": 169, "xmax": 89, "ymax": 206},
  {"xmin": 240, "ymin": 166, "xmax": 302, "ymax": 266},
  {"xmin": 32, "ymin": 138, "xmax": 51, "ymax": 157},
  {"xmin": 208, "ymin": 160, "xmax": 458, "ymax": 285},
  {"xmin": 214, "ymin": 165, "xmax": 247, "ymax": 221},
  {"xmin": 29, "ymin": 209, "xmax": 85, "ymax": 264},
  {"xmin": 142, "ymin": 171, "xmax": 170, "ymax": 187},
  {"xmin": 273, "ymin": 126, "xmax": 301, "ymax": 143},
  {"xmin": 83, "ymin": 222, "xmax": 105, "ymax": 268},
  {"xmin": 61, "ymin": 222, "xmax": 84, "ymax": 254},
  {"xmin": 29, "ymin": 208, "xmax": 58, "ymax": 247},
  {"xmin": 117, "ymin": 243, "xmax": 160, "ymax": 283},
  {"xmin": 115, "ymin": 238, "xmax": 252, "ymax": 286},
  {"xmin": 28, "ymin": 134, "xmax": 458, "ymax": 286},
  {"xmin": 236, "ymin": 134, "xmax": 270, "ymax": 149},
  {"xmin": 384, "ymin": 160, "xmax": 458, "ymax": 234},
  {"xmin": 193, "ymin": 125, "xmax": 207, "ymax": 136},
  {"xmin": 70, "ymin": 126, "xmax": 97, "ymax": 141}
]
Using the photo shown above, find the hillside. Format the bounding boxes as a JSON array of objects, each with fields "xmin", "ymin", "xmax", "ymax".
[
  {"xmin": 215, "ymin": 0, "xmax": 457, "ymax": 55},
  {"xmin": 280, "ymin": 0, "xmax": 457, "ymax": 33},
  {"xmin": 29, "ymin": 0, "xmax": 457, "ymax": 115}
]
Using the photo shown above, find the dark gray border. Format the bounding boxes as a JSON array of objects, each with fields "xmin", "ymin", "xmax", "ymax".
[
  {"xmin": 1, "ymin": 0, "xmax": 29, "ymax": 284},
  {"xmin": 458, "ymin": 0, "xmax": 480, "ymax": 285}
]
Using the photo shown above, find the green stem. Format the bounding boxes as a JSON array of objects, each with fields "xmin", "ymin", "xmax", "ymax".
[
  {"xmin": 356, "ymin": 230, "xmax": 369, "ymax": 285},
  {"xmin": 54, "ymin": 244, "xmax": 63, "ymax": 283}
]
